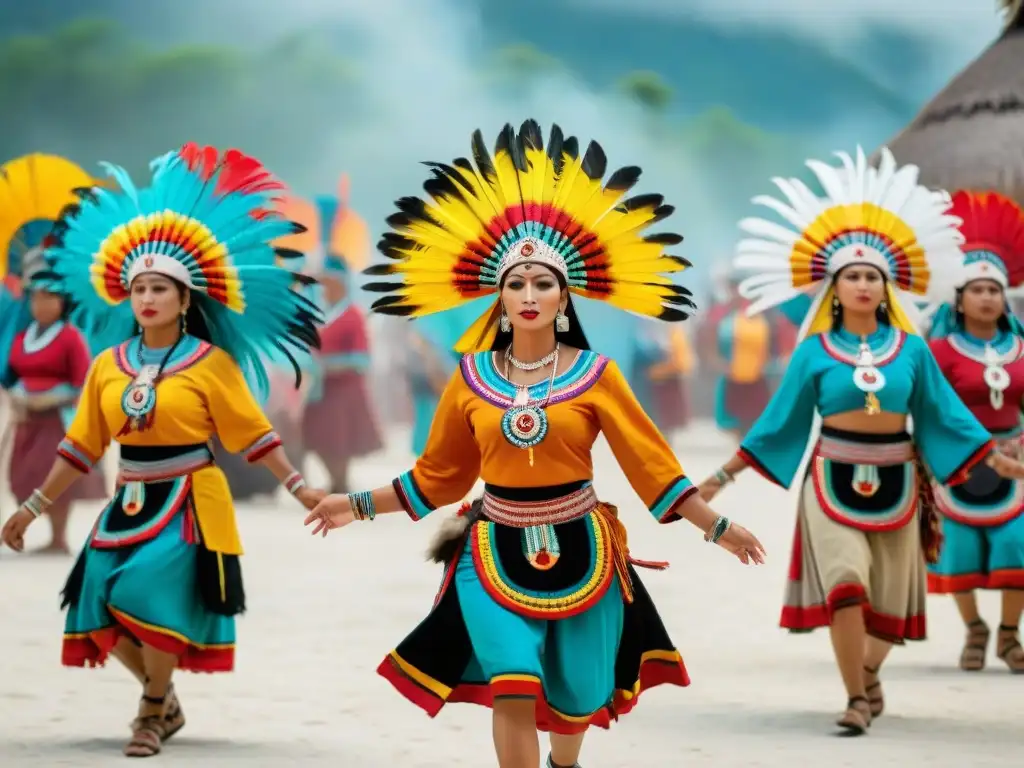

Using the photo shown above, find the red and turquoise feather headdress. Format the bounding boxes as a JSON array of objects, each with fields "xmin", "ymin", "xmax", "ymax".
[{"xmin": 44, "ymin": 143, "xmax": 323, "ymax": 395}]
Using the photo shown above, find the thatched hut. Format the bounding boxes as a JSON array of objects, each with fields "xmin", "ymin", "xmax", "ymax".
[{"xmin": 875, "ymin": 1, "xmax": 1024, "ymax": 204}]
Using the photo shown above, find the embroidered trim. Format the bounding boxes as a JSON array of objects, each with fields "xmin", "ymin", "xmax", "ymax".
[
  {"xmin": 57, "ymin": 437, "xmax": 98, "ymax": 472},
  {"xmin": 112, "ymin": 336, "xmax": 214, "ymax": 378},
  {"xmin": 118, "ymin": 446, "xmax": 215, "ymax": 482},
  {"xmin": 243, "ymin": 431, "xmax": 282, "ymax": 463},
  {"xmin": 482, "ymin": 484, "xmax": 597, "ymax": 527},
  {"xmin": 394, "ymin": 470, "xmax": 435, "ymax": 521},
  {"xmin": 947, "ymin": 332, "xmax": 1024, "ymax": 366},
  {"xmin": 819, "ymin": 327, "xmax": 906, "ymax": 367},
  {"xmin": 816, "ymin": 434, "xmax": 915, "ymax": 465},
  {"xmin": 90, "ymin": 477, "xmax": 191, "ymax": 548},
  {"xmin": 650, "ymin": 475, "xmax": 697, "ymax": 521},
  {"xmin": 22, "ymin": 321, "xmax": 65, "ymax": 354},
  {"xmin": 811, "ymin": 456, "xmax": 917, "ymax": 531},
  {"xmin": 471, "ymin": 510, "xmax": 616, "ymax": 619},
  {"xmin": 461, "ymin": 350, "xmax": 609, "ymax": 408}
]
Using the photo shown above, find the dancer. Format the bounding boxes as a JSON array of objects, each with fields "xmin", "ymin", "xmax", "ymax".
[
  {"xmin": 698, "ymin": 148, "xmax": 1024, "ymax": 735},
  {"xmin": 304, "ymin": 120, "xmax": 766, "ymax": 768},
  {"xmin": 0, "ymin": 153, "xmax": 107, "ymax": 552},
  {"xmin": 301, "ymin": 192, "xmax": 384, "ymax": 492},
  {"xmin": 0, "ymin": 143, "xmax": 324, "ymax": 758},
  {"xmin": 925, "ymin": 190, "xmax": 1024, "ymax": 673}
]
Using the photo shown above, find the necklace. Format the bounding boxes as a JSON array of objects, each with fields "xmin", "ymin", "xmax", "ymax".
[
  {"xmin": 118, "ymin": 334, "xmax": 185, "ymax": 437},
  {"xmin": 23, "ymin": 321, "xmax": 65, "ymax": 354},
  {"xmin": 500, "ymin": 344, "xmax": 559, "ymax": 466},
  {"xmin": 982, "ymin": 343, "xmax": 1012, "ymax": 410},
  {"xmin": 852, "ymin": 335, "xmax": 885, "ymax": 416},
  {"xmin": 506, "ymin": 347, "xmax": 558, "ymax": 371}
]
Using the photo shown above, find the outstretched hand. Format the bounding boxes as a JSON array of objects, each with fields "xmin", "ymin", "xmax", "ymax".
[
  {"xmin": 1, "ymin": 508, "xmax": 36, "ymax": 552},
  {"xmin": 717, "ymin": 522, "xmax": 766, "ymax": 565},
  {"xmin": 988, "ymin": 452, "xmax": 1024, "ymax": 480},
  {"xmin": 294, "ymin": 486, "xmax": 327, "ymax": 511},
  {"xmin": 303, "ymin": 493, "xmax": 357, "ymax": 537}
]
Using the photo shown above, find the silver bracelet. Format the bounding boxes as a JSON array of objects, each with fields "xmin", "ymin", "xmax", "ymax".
[{"xmin": 713, "ymin": 467, "xmax": 734, "ymax": 486}]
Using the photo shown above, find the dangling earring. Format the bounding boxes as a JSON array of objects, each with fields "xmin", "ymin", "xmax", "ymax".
[
  {"xmin": 499, "ymin": 313, "xmax": 511, "ymax": 333},
  {"xmin": 831, "ymin": 295, "xmax": 841, "ymax": 317},
  {"xmin": 879, "ymin": 299, "xmax": 888, "ymax": 314},
  {"xmin": 555, "ymin": 310, "xmax": 570, "ymax": 333},
  {"xmin": 180, "ymin": 310, "xmax": 188, "ymax": 335}
]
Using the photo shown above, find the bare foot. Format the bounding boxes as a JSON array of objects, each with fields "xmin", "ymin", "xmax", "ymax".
[{"xmin": 30, "ymin": 542, "xmax": 72, "ymax": 556}]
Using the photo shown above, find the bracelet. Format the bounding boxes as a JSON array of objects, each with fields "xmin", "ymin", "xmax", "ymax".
[
  {"xmin": 704, "ymin": 515, "xmax": 731, "ymax": 544},
  {"xmin": 23, "ymin": 488, "xmax": 53, "ymax": 518},
  {"xmin": 348, "ymin": 490, "xmax": 376, "ymax": 521},
  {"xmin": 713, "ymin": 467, "xmax": 734, "ymax": 486},
  {"xmin": 283, "ymin": 472, "xmax": 306, "ymax": 495}
]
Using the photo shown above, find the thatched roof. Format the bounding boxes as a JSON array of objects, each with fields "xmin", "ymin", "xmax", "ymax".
[{"xmin": 873, "ymin": 1, "xmax": 1024, "ymax": 204}]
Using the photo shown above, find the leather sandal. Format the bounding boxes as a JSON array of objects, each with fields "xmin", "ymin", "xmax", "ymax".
[
  {"xmin": 124, "ymin": 695, "xmax": 168, "ymax": 758},
  {"xmin": 162, "ymin": 684, "xmax": 186, "ymax": 740},
  {"xmin": 547, "ymin": 755, "xmax": 582, "ymax": 768},
  {"xmin": 863, "ymin": 665, "xmax": 884, "ymax": 717},
  {"xmin": 835, "ymin": 696, "xmax": 871, "ymax": 736},
  {"xmin": 960, "ymin": 619, "xmax": 990, "ymax": 672},
  {"xmin": 997, "ymin": 624, "xmax": 1024, "ymax": 674}
]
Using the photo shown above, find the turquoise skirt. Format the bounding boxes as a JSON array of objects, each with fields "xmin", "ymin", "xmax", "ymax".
[{"xmin": 62, "ymin": 508, "xmax": 236, "ymax": 673}]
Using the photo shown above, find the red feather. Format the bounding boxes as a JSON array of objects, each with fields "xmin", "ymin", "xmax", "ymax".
[{"xmin": 951, "ymin": 190, "xmax": 1024, "ymax": 288}]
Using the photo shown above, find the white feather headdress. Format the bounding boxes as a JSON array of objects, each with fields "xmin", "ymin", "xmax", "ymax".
[{"xmin": 732, "ymin": 146, "xmax": 965, "ymax": 338}]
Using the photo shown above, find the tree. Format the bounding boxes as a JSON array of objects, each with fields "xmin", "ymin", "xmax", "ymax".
[
  {"xmin": 0, "ymin": 19, "xmax": 358, "ymax": 188},
  {"xmin": 617, "ymin": 71, "xmax": 674, "ymax": 113}
]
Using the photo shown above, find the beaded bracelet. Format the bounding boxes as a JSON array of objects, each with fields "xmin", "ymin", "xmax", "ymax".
[
  {"xmin": 713, "ymin": 467, "xmax": 734, "ymax": 486},
  {"xmin": 283, "ymin": 471, "xmax": 307, "ymax": 496},
  {"xmin": 23, "ymin": 488, "xmax": 52, "ymax": 519},
  {"xmin": 348, "ymin": 490, "xmax": 376, "ymax": 521},
  {"xmin": 704, "ymin": 515, "xmax": 731, "ymax": 544}
]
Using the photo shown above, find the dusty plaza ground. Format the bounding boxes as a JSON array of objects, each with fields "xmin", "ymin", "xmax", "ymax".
[{"xmin": 0, "ymin": 423, "xmax": 1019, "ymax": 767}]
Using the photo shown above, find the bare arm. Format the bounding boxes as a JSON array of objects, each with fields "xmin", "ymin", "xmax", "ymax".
[{"xmin": 32, "ymin": 456, "xmax": 86, "ymax": 505}]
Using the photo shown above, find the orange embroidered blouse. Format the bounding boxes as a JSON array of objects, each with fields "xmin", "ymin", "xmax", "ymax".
[{"xmin": 392, "ymin": 349, "xmax": 695, "ymax": 522}]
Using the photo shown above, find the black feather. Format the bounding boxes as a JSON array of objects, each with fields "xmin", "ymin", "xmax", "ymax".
[
  {"xmin": 471, "ymin": 129, "xmax": 497, "ymax": 182},
  {"xmin": 666, "ymin": 255, "xmax": 692, "ymax": 268},
  {"xmin": 290, "ymin": 222, "xmax": 309, "ymax": 235},
  {"xmin": 604, "ymin": 166, "xmax": 641, "ymax": 192},
  {"xmin": 620, "ymin": 193, "xmax": 664, "ymax": 212},
  {"xmin": 657, "ymin": 306, "xmax": 692, "ymax": 322},
  {"xmin": 562, "ymin": 136, "xmax": 580, "ymax": 161},
  {"xmin": 377, "ymin": 233, "xmax": 417, "ymax": 259},
  {"xmin": 363, "ymin": 281, "xmax": 406, "ymax": 293},
  {"xmin": 547, "ymin": 125, "xmax": 566, "ymax": 174},
  {"xmin": 290, "ymin": 272, "xmax": 317, "ymax": 286},
  {"xmin": 274, "ymin": 248, "xmax": 305, "ymax": 261},
  {"xmin": 580, "ymin": 141, "xmax": 607, "ymax": 180},
  {"xmin": 395, "ymin": 196, "xmax": 435, "ymax": 224},
  {"xmin": 642, "ymin": 232, "xmax": 684, "ymax": 246},
  {"xmin": 362, "ymin": 263, "xmax": 398, "ymax": 276},
  {"xmin": 385, "ymin": 212, "xmax": 414, "ymax": 230},
  {"xmin": 649, "ymin": 205, "xmax": 675, "ymax": 225},
  {"xmin": 424, "ymin": 175, "xmax": 466, "ymax": 205},
  {"xmin": 72, "ymin": 186, "xmax": 99, "ymax": 204}
]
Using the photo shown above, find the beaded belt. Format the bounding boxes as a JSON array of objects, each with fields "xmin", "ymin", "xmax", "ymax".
[
  {"xmin": 816, "ymin": 433, "xmax": 914, "ymax": 465},
  {"xmin": 118, "ymin": 444, "xmax": 215, "ymax": 482},
  {"xmin": 482, "ymin": 483, "xmax": 598, "ymax": 528}
]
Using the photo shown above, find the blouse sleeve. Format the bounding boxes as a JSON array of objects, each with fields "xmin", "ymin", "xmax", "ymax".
[
  {"xmin": 738, "ymin": 337, "xmax": 819, "ymax": 488},
  {"xmin": 908, "ymin": 335, "xmax": 994, "ymax": 485},
  {"xmin": 202, "ymin": 349, "xmax": 282, "ymax": 462},
  {"xmin": 57, "ymin": 355, "xmax": 111, "ymax": 473},
  {"xmin": 392, "ymin": 366, "xmax": 481, "ymax": 521},
  {"xmin": 592, "ymin": 359, "xmax": 696, "ymax": 523}
]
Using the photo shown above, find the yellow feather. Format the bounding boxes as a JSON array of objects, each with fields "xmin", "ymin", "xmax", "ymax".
[{"xmin": 491, "ymin": 142, "xmax": 523, "ymax": 216}]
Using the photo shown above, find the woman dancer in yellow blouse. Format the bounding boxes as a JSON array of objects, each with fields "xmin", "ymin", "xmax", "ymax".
[
  {"xmin": 1, "ymin": 143, "xmax": 323, "ymax": 758},
  {"xmin": 305, "ymin": 120, "xmax": 765, "ymax": 768}
]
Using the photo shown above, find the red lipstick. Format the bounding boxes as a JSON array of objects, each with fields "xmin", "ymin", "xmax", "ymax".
[
  {"xmin": 141, "ymin": 309, "xmax": 158, "ymax": 318},
  {"xmin": 519, "ymin": 310, "xmax": 539, "ymax": 320}
]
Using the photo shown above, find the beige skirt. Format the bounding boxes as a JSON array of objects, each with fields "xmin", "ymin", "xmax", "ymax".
[{"xmin": 781, "ymin": 428, "xmax": 928, "ymax": 644}]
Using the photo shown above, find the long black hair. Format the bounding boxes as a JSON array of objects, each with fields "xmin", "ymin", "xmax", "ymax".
[{"xmin": 489, "ymin": 269, "xmax": 591, "ymax": 351}]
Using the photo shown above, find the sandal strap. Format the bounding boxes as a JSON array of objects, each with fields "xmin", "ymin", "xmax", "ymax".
[
  {"xmin": 998, "ymin": 638, "xmax": 1023, "ymax": 657},
  {"xmin": 998, "ymin": 624, "xmax": 1019, "ymax": 632}
]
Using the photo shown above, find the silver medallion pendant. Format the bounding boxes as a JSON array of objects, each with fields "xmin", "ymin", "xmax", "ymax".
[
  {"xmin": 853, "ymin": 341, "xmax": 885, "ymax": 415},
  {"xmin": 983, "ymin": 344, "xmax": 1011, "ymax": 410}
]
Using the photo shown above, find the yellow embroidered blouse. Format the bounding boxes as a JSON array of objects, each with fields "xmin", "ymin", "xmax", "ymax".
[
  {"xmin": 392, "ymin": 350, "xmax": 695, "ymax": 522},
  {"xmin": 57, "ymin": 336, "xmax": 279, "ymax": 554}
]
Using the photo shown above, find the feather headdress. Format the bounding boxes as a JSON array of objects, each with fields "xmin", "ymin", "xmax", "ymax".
[
  {"xmin": 363, "ymin": 119, "xmax": 694, "ymax": 352},
  {"xmin": 44, "ymin": 143, "xmax": 323, "ymax": 396},
  {"xmin": 734, "ymin": 146, "xmax": 965, "ymax": 339},
  {"xmin": 0, "ymin": 153, "xmax": 96, "ymax": 376},
  {"xmin": 927, "ymin": 189, "xmax": 1024, "ymax": 338}
]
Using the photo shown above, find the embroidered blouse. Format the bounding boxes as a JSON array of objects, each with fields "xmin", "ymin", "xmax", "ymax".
[
  {"xmin": 56, "ymin": 335, "xmax": 280, "ymax": 554},
  {"xmin": 392, "ymin": 350, "xmax": 696, "ymax": 523},
  {"xmin": 930, "ymin": 330, "xmax": 1024, "ymax": 435},
  {"xmin": 739, "ymin": 325, "xmax": 994, "ymax": 489},
  {"xmin": 4, "ymin": 321, "xmax": 91, "ymax": 411}
]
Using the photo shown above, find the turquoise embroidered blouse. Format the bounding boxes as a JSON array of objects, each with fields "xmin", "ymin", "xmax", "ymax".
[{"xmin": 739, "ymin": 325, "xmax": 994, "ymax": 488}]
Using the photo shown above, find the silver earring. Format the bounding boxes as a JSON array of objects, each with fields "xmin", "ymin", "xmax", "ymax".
[
  {"xmin": 880, "ymin": 299, "xmax": 888, "ymax": 313},
  {"xmin": 555, "ymin": 311, "xmax": 570, "ymax": 333},
  {"xmin": 499, "ymin": 314, "xmax": 511, "ymax": 332}
]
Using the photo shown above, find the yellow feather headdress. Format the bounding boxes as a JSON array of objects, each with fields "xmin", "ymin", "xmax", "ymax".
[
  {"xmin": 362, "ymin": 119, "xmax": 695, "ymax": 352},
  {"xmin": 733, "ymin": 147, "xmax": 965, "ymax": 339},
  {"xmin": 0, "ymin": 153, "xmax": 95, "ymax": 281}
]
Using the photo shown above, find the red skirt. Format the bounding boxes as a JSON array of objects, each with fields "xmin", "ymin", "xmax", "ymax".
[
  {"xmin": 650, "ymin": 378, "xmax": 689, "ymax": 432},
  {"xmin": 723, "ymin": 379, "xmax": 771, "ymax": 432},
  {"xmin": 302, "ymin": 371, "xmax": 384, "ymax": 461},
  {"xmin": 9, "ymin": 411, "xmax": 107, "ymax": 503}
]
